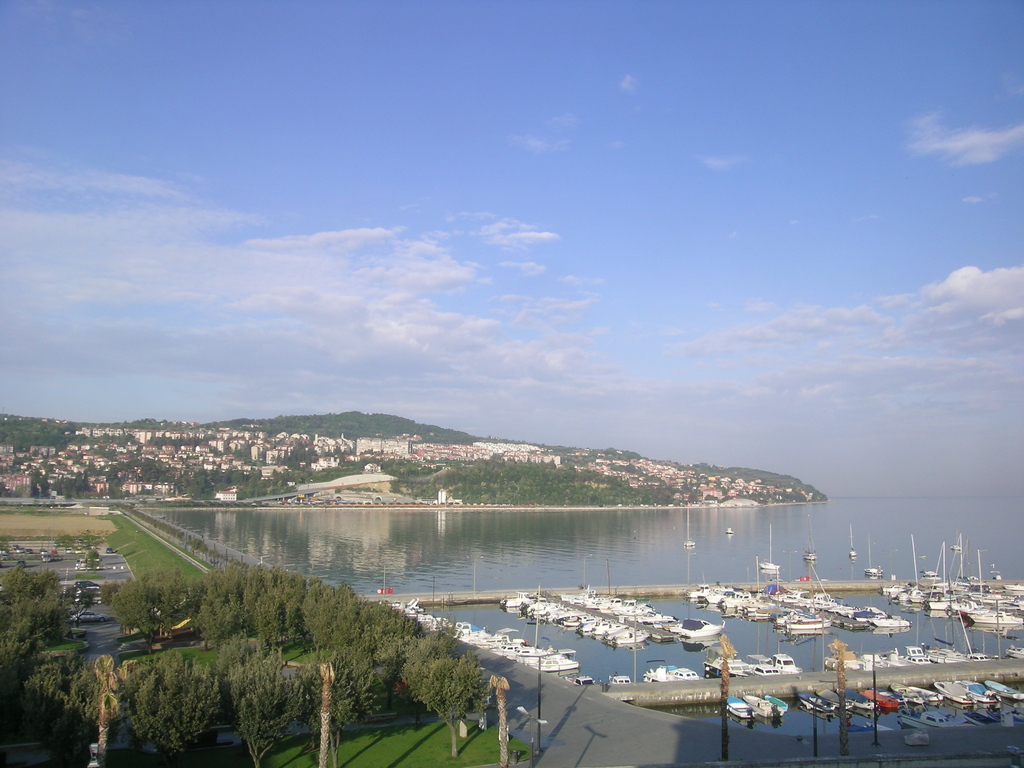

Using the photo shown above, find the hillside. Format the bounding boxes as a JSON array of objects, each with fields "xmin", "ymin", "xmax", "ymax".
[{"xmin": 0, "ymin": 412, "xmax": 827, "ymax": 504}]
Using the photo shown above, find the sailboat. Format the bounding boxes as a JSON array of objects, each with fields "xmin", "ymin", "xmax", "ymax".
[
  {"xmin": 683, "ymin": 508, "xmax": 695, "ymax": 549},
  {"xmin": 864, "ymin": 534, "xmax": 882, "ymax": 578},
  {"xmin": 759, "ymin": 524, "xmax": 780, "ymax": 574},
  {"xmin": 802, "ymin": 515, "xmax": 817, "ymax": 562},
  {"xmin": 848, "ymin": 525, "xmax": 857, "ymax": 560}
]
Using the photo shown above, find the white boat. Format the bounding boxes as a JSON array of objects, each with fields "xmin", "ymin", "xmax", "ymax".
[
  {"xmin": 683, "ymin": 508, "xmax": 695, "ymax": 549},
  {"xmin": 608, "ymin": 674, "xmax": 632, "ymax": 685},
  {"xmin": 803, "ymin": 514, "xmax": 817, "ymax": 562},
  {"xmin": 848, "ymin": 524, "xmax": 857, "ymax": 559},
  {"xmin": 961, "ymin": 608, "xmax": 1024, "ymax": 631},
  {"xmin": 703, "ymin": 648, "xmax": 753, "ymax": 678},
  {"xmin": 726, "ymin": 696, "xmax": 753, "ymax": 719},
  {"xmin": 742, "ymin": 694, "xmax": 785, "ymax": 719},
  {"xmin": 898, "ymin": 707, "xmax": 969, "ymax": 728},
  {"xmin": 521, "ymin": 651, "xmax": 580, "ymax": 673},
  {"xmin": 984, "ymin": 680, "xmax": 1024, "ymax": 702},
  {"xmin": 759, "ymin": 525, "xmax": 780, "ymax": 573},
  {"xmin": 725, "ymin": 527, "xmax": 735, "ymax": 535},
  {"xmin": 891, "ymin": 684, "xmax": 942, "ymax": 706},
  {"xmin": 501, "ymin": 591, "xmax": 537, "ymax": 611},
  {"xmin": 954, "ymin": 680, "xmax": 999, "ymax": 706},
  {"xmin": 933, "ymin": 681, "xmax": 974, "ymax": 705},
  {"xmin": 775, "ymin": 611, "xmax": 830, "ymax": 633},
  {"xmin": 1007, "ymin": 646, "xmax": 1024, "ymax": 660},
  {"xmin": 863, "ymin": 534, "xmax": 882, "ymax": 577},
  {"xmin": 673, "ymin": 618, "xmax": 723, "ymax": 639},
  {"xmin": 643, "ymin": 665, "xmax": 699, "ymax": 683}
]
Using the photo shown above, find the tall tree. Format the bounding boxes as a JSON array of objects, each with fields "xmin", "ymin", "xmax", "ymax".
[
  {"xmin": 318, "ymin": 662, "xmax": 334, "ymax": 768},
  {"xmin": 490, "ymin": 675, "xmax": 510, "ymax": 768},
  {"xmin": 94, "ymin": 655, "xmax": 136, "ymax": 768},
  {"xmin": 830, "ymin": 638, "xmax": 850, "ymax": 756},
  {"xmin": 21, "ymin": 656, "xmax": 97, "ymax": 768},
  {"xmin": 719, "ymin": 634, "xmax": 735, "ymax": 762},
  {"xmin": 224, "ymin": 649, "xmax": 297, "ymax": 768},
  {"xmin": 404, "ymin": 646, "xmax": 485, "ymax": 758},
  {"xmin": 122, "ymin": 652, "xmax": 218, "ymax": 768}
]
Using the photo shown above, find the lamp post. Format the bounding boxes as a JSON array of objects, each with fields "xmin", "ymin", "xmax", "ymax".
[{"xmin": 516, "ymin": 706, "xmax": 548, "ymax": 768}]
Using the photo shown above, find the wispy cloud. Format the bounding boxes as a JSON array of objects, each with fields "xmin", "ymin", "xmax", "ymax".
[
  {"xmin": 963, "ymin": 193, "xmax": 997, "ymax": 204},
  {"xmin": 698, "ymin": 155, "xmax": 747, "ymax": 171},
  {"xmin": 499, "ymin": 260, "xmax": 546, "ymax": 277},
  {"xmin": 908, "ymin": 113, "xmax": 1024, "ymax": 165},
  {"xmin": 476, "ymin": 217, "xmax": 560, "ymax": 250},
  {"xmin": 619, "ymin": 74, "xmax": 638, "ymax": 93},
  {"xmin": 510, "ymin": 134, "xmax": 569, "ymax": 154}
]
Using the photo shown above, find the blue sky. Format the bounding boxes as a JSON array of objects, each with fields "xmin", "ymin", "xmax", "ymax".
[{"xmin": 2, "ymin": 1, "xmax": 1022, "ymax": 497}]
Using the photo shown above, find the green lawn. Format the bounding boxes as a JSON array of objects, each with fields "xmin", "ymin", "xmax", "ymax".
[
  {"xmin": 99, "ymin": 722, "xmax": 527, "ymax": 768},
  {"xmin": 106, "ymin": 515, "xmax": 206, "ymax": 579}
]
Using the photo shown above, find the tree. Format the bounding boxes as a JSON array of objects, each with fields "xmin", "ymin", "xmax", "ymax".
[
  {"xmin": 224, "ymin": 649, "xmax": 297, "ymax": 768},
  {"xmin": 718, "ymin": 634, "xmax": 735, "ymax": 762},
  {"xmin": 831, "ymin": 637, "xmax": 850, "ymax": 756},
  {"xmin": 123, "ymin": 652, "xmax": 218, "ymax": 768},
  {"xmin": 490, "ymin": 675, "xmax": 510, "ymax": 768},
  {"xmin": 111, "ymin": 570, "xmax": 195, "ymax": 653},
  {"xmin": 295, "ymin": 648, "xmax": 374, "ymax": 768},
  {"xmin": 318, "ymin": 663, "xmax": 334, "ymax": 768},
  {"xmin": 21, "ymin": 655, "xmax": 97, "ymax": 768},
  {"xmin": 94, "ymin": 655, "xmax": 136, "ymax": 768},
  {"xmin": 404, "ymin": 644, "xmax": 485, "ymax": 758}
]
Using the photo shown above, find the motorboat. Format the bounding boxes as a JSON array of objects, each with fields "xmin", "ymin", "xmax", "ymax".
[
  {"xmin": 890, "ymin": 684, "xmax": 942, "ymax": 706},
  {"xmin": 726, "ymin": 696, "xmax": 753, "ymax": 719},
  {"xmin": 797, "ymin": 692, "xmax": 836, "ymax": 716},
  {"xmin": 861, "ymin": 689, "xmax": 900, "ymax": 712},
  {"xmin": 703, "ymin": 648, "xmax": 753, "ymax": 678},
  {"xmin": 954, "ymin": 680, "xmax": 999, "ymax": 707},
  {"xmin": 898, "ymin": 707, "xmax": 970, "ymax": 728},
  {"xmin": 816, "ymin": 689, "xmax": 875, "ymax": 716},
  {"xmin": 501, "ymin": 592, "xmax": 537, "ymax": 611},
  {"xmin": 984, "ymin": 680, "xmax": 1024, "ymax": 703},
  {"xmin": 774, "ymin": 611, "xmax": 830, "ymax": 634},
  {"xmin": 674, "ymin": 618, "xmax": 723, "ymax": 639},
  {"xmin": 963, "ymin": 710, "xmax": 1002, "ymax": 725},
  {"xmin": 608, "ymin": 675, "xmax": 632, "ymax": 685},
  {"xmin": 742, "ymin": 694, "xmax": 786, "ymax": 719},
  {"xmin": 933, "ymin": 681, "xmax": 974, "ymax": 706},
  {"xmin": 520, "ymin": 651, "xmax": 580, "ymax": 673},
  {"xmin": 725, "ymin": 527, "xmax": 735, "ymax": 535},
  {"xmin": 1007, "ymin": 646, "xmax": 1024, "ymax": 660},
  {"xmin": 903, "ymin": 646, "xmax": 931, "ymax": 665},
  {"xmin": 643, "ymin": 665, "xmax": 699, "ymax": 683}
]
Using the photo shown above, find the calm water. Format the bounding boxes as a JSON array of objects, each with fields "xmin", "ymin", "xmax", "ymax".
[
  {"xmin": 159, "ymin": 497, "xmax": 1023, "ymax": 594},
  {"xmin": 160, "ymin": 496, "xmax": 1023, "ymax": 733}
]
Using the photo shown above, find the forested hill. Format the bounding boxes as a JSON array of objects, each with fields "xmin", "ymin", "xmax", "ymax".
[{"xmin": 211, "ymin": 412, "xmax": 479, "ymax": 444}]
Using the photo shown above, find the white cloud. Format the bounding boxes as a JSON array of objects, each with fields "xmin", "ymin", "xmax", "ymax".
[
  {"xmin": 510, "ymin": 134, "xmax": 570, "ymax": 154},
  {"xmin": 499, "ymin": 260, "xmax": 546, "ymax": 276},
  {"xmin": 698, "ymin": 155, "xmax": 747, "ymax": 171},
  {"xmin": 620, "ymin": 74, "xmax": 638, "ymax": 93},
  {"xmin": 962, "ymin": 193, "xmax": 996, "ymax": 204},
  {"xmin": 476, "ymin": 217, "xmax": 560, "ymax": 250},
  {"xmin": 908, "ymin": 113, "xmax": 1024, "ymax": 165}
]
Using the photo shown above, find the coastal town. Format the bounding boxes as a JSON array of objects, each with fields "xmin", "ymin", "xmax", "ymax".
[{"xmin": 0, "ymin": 416, "xmax": 826, "ymax": 505}]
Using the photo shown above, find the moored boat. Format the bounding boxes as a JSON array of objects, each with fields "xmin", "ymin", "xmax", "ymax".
[
  {"xmin": 727, "ymin": 696, "xmax": 754, "ymax": 719},
  {"xmin": 984, "ymin": 680, "xmax": 1024, "ymax": 703},
  {"xmin": 898, "ymin": 707, "xmax": 970, "ymax": 728}
]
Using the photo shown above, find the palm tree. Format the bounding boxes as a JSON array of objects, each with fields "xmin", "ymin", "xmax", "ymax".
[
  {"xmin": 489, "ymin": 674, "xmax": 510, "ymax": 768},
  {"xmin": 830, "ymin": 638, "xmax": 849, "ymax": 756},
  {"xmin": 94, "ymin": 655, "xmax": 135, "ymax": 768},
  {"xmin": 318, "ymin": 662, "xmax": 335, "ymax": 768},
  {"xmin": 719, "ymin": 635, "xmax": 735, "ymax": 762}
]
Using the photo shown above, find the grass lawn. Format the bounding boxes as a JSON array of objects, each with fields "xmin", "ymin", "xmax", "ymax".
[
  {"xmin": 44, "ymin": 638, "xmax": 87, "ymax": 653},
  {"xmin": 99, "ymin": 722, "xmax": 527, "ymax": 768},
  {"xmin": 106, "ymin": 515, "xmax": 206, "ymax": 579}
]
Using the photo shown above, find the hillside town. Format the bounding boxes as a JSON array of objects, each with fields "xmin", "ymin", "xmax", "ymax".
[{"xmin": 0, "ymin": 419, "xmax": 825, "ymax": 505}]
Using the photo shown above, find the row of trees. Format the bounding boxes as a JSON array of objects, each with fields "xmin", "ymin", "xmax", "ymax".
[{"xmin": 99, "ymin": 564, "xmax": 486, "ymax": 766}]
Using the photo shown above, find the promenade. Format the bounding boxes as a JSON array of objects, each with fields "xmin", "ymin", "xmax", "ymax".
[{"xmin": 480, "ymin": 649, "xmax": 1024, "ymax": 768}]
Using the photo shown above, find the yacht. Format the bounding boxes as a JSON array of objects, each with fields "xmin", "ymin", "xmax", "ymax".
[{"xmin": 643, "ymin": 665, "xmax": 699, "ymax": 683}]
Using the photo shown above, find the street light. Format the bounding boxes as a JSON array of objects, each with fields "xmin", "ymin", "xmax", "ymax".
[{"xmin": 516, "ymin": 706, "xmax": 548, "ymax": 768}]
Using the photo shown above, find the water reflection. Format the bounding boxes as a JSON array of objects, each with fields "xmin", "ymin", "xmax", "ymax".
[{"xmin": 159, "ymin": 497, "xmax": 1022, "ymax": 595}]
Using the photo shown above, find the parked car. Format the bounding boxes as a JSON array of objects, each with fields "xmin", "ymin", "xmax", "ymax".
[{"xmin": 76, "ymin": 611, "xmax": 112, "ymax": 623}]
